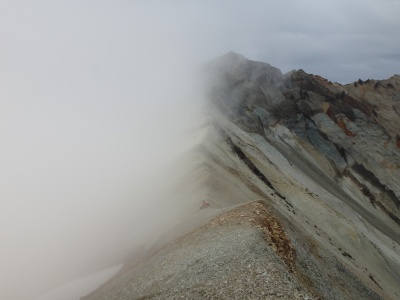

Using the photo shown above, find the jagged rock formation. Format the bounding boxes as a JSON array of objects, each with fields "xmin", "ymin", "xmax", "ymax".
[
  {"xmin": 83, "ymin": 53, "xmax": 400, "ymax": 300},
  {"xmin": 205, "ymin": 52, "xmax": 400, "ymax": 227}
]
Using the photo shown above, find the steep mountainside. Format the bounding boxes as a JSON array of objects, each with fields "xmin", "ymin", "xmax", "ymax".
[{"xmin": 83, "ymin": 53, "xmax": 400, "ymax": 300}]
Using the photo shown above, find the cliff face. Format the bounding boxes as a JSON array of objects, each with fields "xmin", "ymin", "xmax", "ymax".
[
  {"xmin": 83, "ymin": 53, "xmax": 400, "ymax": 300},
  {"xmin": 206, "ymin": 52, "xmax": 400, "ymax": 227}
]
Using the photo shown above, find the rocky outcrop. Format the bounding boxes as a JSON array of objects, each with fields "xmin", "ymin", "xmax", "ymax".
[
  {"xmin": 206, "ymin": 52, "xmax": 400, "ymax": 226},
  {"xmin": 83, "ymin": 53, "xmax": 400, "ymax": 300}
]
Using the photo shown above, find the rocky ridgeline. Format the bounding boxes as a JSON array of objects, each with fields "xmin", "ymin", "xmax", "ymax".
[
  {"xmin": 83, "ymin": 53, "xmax": 400, "ymax": 300},
  {"xmin": 205, "ymin": 52, "xmax": 400, "ymax": 225}
]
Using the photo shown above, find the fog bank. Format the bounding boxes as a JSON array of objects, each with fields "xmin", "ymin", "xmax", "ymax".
[{"xmin": 0, "ymin": 2, "xmax": 201, "ymax": 299}]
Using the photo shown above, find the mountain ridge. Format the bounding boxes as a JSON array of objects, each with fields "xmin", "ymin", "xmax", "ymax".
[{"xmin": 82, "ymin": 53, "xmax": 400, "ymax": 300}]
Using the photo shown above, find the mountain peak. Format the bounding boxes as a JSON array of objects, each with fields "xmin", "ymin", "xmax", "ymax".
[{"xmin": 84, "ymin": 54, "xmax": 400, "ymax": 300}]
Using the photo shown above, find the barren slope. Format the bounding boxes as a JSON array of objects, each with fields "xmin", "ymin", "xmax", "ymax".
[{"xmin": 83, "ymin": 53, "xmax": 400, "ymax": 299}]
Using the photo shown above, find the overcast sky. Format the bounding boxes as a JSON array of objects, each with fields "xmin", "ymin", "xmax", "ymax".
[
  {"xmin": 1, "ymin": 1, "xmax": 400, "ymax": 299},
  {"xmin": 131, "ymin": 0, "xmax": 400, "ymax": 83}
]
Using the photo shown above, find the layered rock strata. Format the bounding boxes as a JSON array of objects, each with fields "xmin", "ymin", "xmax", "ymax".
[{"xmin": 83, "ymin": 53, "xmax": 400, "ymax": 300}]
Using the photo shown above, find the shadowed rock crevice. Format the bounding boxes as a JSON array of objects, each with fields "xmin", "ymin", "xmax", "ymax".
[
  {"xmin": 224, "ymin": 134, "xmax": 287, "ymax": 200},
  {"xmin": 227, "ymin": 136, "xmax": 274, "ymax": 190},
  {"xmin": 351, "ymin": 163, "xmax": 400, "ymax": 220}
]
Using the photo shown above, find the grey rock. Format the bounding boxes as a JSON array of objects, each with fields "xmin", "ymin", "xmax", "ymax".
[{"xmin": 83, "ymin": 53, "xmax": 400, "ymax": 300}]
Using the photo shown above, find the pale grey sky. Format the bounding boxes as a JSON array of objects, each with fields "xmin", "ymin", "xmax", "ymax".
[
  {"xmin": 131, "ymin": 0, "xmax": 400, "ymax": 83},
  {"xmin": 1, "ymin": 1, "xmax": 399, "ymax": 299}
]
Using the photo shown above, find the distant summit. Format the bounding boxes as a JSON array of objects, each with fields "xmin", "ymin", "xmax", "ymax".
[{"xmin": 216, "ymin": 51, "xmax": 246, "ymax": 62}]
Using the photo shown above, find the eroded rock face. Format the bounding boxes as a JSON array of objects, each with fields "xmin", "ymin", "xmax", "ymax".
[
  {"xmin": 83, "ymin": 53, "xmax": 400, "ymax": 300},
  {"xmin": 206, "ymin": 52, "xmax": 400, "ymax": 225}
]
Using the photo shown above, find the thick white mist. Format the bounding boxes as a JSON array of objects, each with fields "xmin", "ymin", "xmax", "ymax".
[{"xmin": 0, "ymin": 2, "xmax": 202, "ymax": 299}]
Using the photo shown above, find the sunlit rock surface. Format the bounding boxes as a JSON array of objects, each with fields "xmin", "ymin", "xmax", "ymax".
[{"xmin": 83, "ymin": 53, "xmax": 400, "ymax": 300}]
